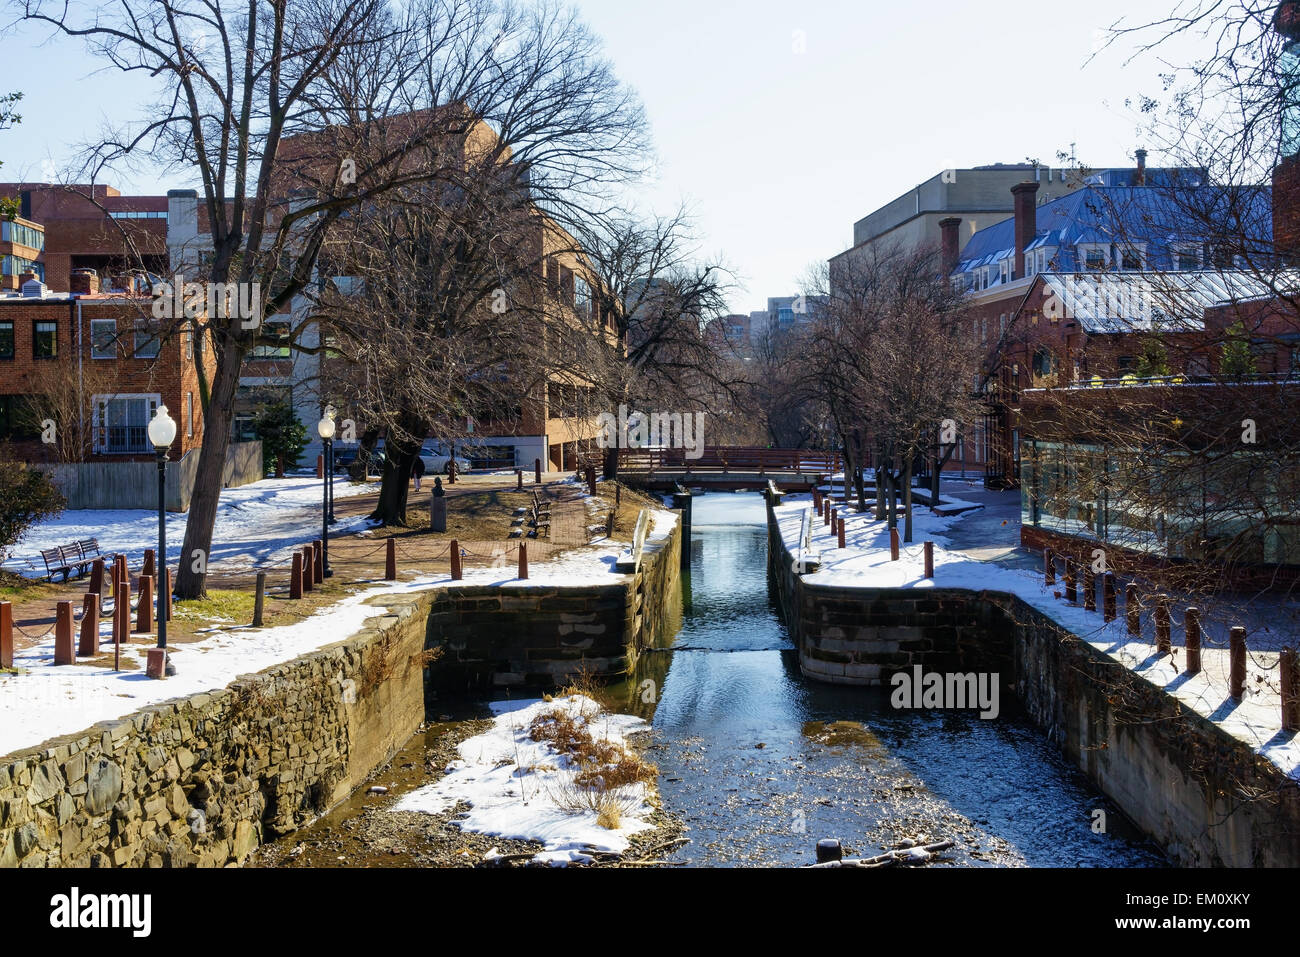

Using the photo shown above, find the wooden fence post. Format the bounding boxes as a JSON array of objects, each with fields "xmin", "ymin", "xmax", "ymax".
[
  {"xmin": 1184, "ymin": 607, "xmax": 1201, "ymax": 675},
  {"xmin": 1083, "ymin": 564, "xmax": 1096, "ymax": 612},
  {"xmin": 136, "ymin": 575, "xmax": 154, "ymax": 634},
  {"xmin": 1103, "ymin": 574, "xmax": 1117, "ymax": 622},
  {"xmin": 1155, "ymin": 595, "xmax": 1171, "ymax": 655},
  {"xmin": 1064, "ymin": 560, "xmax": 1077, "ymax": 603},
  {"xmin": 838, "ymin": 518, "xmax": 846, "ymax": 550},
  {"xmin": 535, "ymin": 458, "xmax": 542, "ymax": 484},
  {"xmin": 79, "ymin": 593, "xmax": 99, "ymax": 657},
  {"xmin": 385, "ymin": 538, "xmax": 397, "ymax": 581},
  {"xmin": 890, "ymin": 528, "xmax": 900, "ymax": 562},
  {"xmin": 291, "ymin": 552, "xmax": 304, "ymax": 600},
  {"xmin": 142, "ymin": 548, "xmax": 155, "ymax": 581},
  {"xmin": 1230, "ymin": 627, "xmax": 1247, "ymax": 701},
  {"xmin": 0, "ymin": 602, "xmax": 13, "ymax": 669},
  {"xmin": 518, "ymin": 541, "xmax": 528, "ymax": 580},
  {"xmin": 302, "ymin": 547, "xmax": 314, "ymax": 592},
  {"xmin": 253, "ymin": 572, "xmax": 266, "ymax": 627},
  {"xmin": 450, "ymin": 539, "xmax": 462, "ymax": 581},
  {"xmin": 924, "ymin": 541, "xmax": 934, "ymax": 579},
  {"xmin": 54, "ymin": 601, "xmax": 75, "ymax": 665}
]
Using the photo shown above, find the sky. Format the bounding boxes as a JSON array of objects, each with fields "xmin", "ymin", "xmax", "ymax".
[{"xmin": 0, "ymin": 0, "xmax": 1201, "ymax": 314}]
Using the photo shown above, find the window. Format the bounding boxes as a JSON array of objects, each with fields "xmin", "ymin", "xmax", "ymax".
[
  {"xmin": 186, "ymin": 392, "xmax": 194, "ymax": 438},
  {"xmin": 108, "ymin": 211, "xmax": 166, "ymax": 220},
  {"xmin": 999, "ymin": 313, "xmax": 1007, "ymax": 339},
  {"xmin": 1032, "ymin": 347, "xmax": 1057, "ymax": 378},
  {"xmin": 0, "ymin": 395, "xmax": 37, "ymax": 440},
  {"xmin": 1172, "ymin": 244, "xmax": 1201, "ymax": 271},
  {"xmin": 95, "ymin": 394, "xmax": 159, "ymax": 454},
  {"xmin": 1083, "ymin": 246, "xmax": 1108, "ymax": 270},
  {"xmin": 0, "ymin": 221, "xmax": 44, "ymax": 250},
  {"xmin": 250, "ymin": 323, "xmax": 290, "ymax": 359},
  {"xmin": 2, "ymin": 256, "xmax": 43, "ymax": 281},
  {"xmin": 33, "ymin": 320, "xmax": 57, "ymax": 359},
  {"xmin": 1119, "ymin": 246, "xmax": 1145, "ymax": 271},
  {"xmin": 133, "ymin": 325, "xmax": 160, "ymax": 359},
  {"xmin": 574, "ymin": 276, "xmax": 592, "ymax": 319},
  {"xmin": 0, "ymin": 320, "xmax": 12, "ymax": 359},
  {"xmin": 91, "ymin": 319, "xmax": 117, "ymax": 359}
]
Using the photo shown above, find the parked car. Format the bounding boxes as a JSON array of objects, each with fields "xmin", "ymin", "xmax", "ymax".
[{"xmin": 419, "ymin": 440, "xmax": 472, "ymax": 475}]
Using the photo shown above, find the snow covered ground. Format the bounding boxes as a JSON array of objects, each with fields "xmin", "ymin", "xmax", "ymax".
[
  {"xmin": 3, "ymin": 477, "xmax": 377, "ymax": 578},
  {"xmin": 773, "ymin": 493, "xmax": 1300, "ymax": 781},
  {"xmin": 0, "ymin": 502, "xmax": 680, "ymax": 760},
  {"xmin": 393, "ymin": 696, "xmax": 656, "ymax": 865}
]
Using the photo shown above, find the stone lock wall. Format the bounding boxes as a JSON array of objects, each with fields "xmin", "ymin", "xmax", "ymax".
[
  {"xmin": 766, "ymin": 499, "xmax": 1300, "ymax": 866},
  {"xmin": 0, "ymin": 595, "xmax": 431, "ymax": 868},
  {"xmin": 430, "ymin": 517, "xmax": 683, "ymax": 690}
]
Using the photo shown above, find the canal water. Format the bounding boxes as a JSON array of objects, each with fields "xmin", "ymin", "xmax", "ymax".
[{"xmin": 611, "ymin": 493, "xmax": 1164, "ymax": 867}]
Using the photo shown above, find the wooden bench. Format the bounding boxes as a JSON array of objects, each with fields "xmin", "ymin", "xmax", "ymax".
[{"xmin": 39, "ymin": 539, "xmax": 112, "ymax": 582}]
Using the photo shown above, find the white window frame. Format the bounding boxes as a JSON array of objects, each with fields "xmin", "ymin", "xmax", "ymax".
[
  {"xmin": 1078, "ymin": 243, "xmax": 1110, "ymax": 271},
  {"xmin": 92, "ymin": 393, "xmax": 161, "ymax": 455},
  {"xmin": 1117, "ymin": 244, "xmax": 1147, "ymax": 271},
  {"xmin": 133, "ymin": 324, "xmax": 161, "ymax": 359},
  {"xmin": 90, "ymin": 319, "xmax": 117, "ymax": 360},
  {"xmin": 1171, "ymin": 243, "xmax": 1201, "ymax": 271}
]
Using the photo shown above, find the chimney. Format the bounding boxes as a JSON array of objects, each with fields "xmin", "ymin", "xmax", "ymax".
[
  {"xmin": 939, "ymin": 217, "xmax": 963, "ymax": 276},
  {"xmin": 70, "ymin": 268, "xmax": 100, "ymax": 296},
  {"xmin": 1011, "ymin": 182, "xmax": 1039, "ymax": 280},
  {"xmin": 1135, "ymin": 149, "xmax": 1148, "ymax": 186}
]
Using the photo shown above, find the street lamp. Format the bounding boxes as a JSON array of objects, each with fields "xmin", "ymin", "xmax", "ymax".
[
  {"xmin": 147, "ymin": 404, "xmax": 177, "ymax": 679},
  {"xmin": 318, "ymin": 407, "xmax": 336, "ymax": 578}
]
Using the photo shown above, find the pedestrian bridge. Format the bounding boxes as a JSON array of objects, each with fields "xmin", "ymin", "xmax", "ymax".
[{"xmin": 617, "ymin": 447, "xmax": 842, "ymax": 491}]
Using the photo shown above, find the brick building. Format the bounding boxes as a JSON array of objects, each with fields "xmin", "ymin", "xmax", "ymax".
[{"xmin": 0, "ymin": 269, "xmax": 212, "ymax": 463}]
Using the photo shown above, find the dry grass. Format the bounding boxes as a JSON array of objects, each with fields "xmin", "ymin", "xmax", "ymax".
[
  {"xmin": 590, "ymin": 481, "xmax": 663, "ymax": 544},
  {"xmin": 528, "ymin": 696, "xmax": 657, "ymax": 829}
]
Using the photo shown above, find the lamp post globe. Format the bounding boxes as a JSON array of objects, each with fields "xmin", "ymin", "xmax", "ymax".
[{"xmin": 148, "ymin": 404, "xmax": 177, "ymax": 679}]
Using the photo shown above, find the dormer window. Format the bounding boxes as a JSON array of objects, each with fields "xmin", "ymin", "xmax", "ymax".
[
  {"xmin": 1118, "ymin": 245, "xmax": 1146, "ymax": 271},
  {"xmin": 1172, "ymin": 243, "xmax": 1201, "ymax": 271},
  {"xmin": 1079, "ymin": 244, "xmax": 1108, "ymax": 271}
]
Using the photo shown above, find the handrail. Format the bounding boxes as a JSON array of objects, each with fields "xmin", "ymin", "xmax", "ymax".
[{"xmin": 618, "ymin": 447, "xmax": 842, "ymax": 475}]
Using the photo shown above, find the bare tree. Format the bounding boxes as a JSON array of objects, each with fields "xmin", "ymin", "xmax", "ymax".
[{"xmin": 18, "ymin": 0, "xmax": 649, "ymax": 596}]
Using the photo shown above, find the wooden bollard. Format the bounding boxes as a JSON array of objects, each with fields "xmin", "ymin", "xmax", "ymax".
[
  {"xmin": 1064, "ymin": 561, "xmax": 1077, "ymax": 603},
  {"xmin": 114, "ymin": 554, "xmax": 127, "ymax": 597},
  {"xmin": 924, "ymin": 541, "xmax": 934, "ymax": 579},
  {"xmin": 450, "ymin": 539, "xmax": 462, "ymax": 581},
  {"xmin": 1103, "ymin": 574, "xmax": 1117, "ymax": 622},
  {"xmin": 890, "ymin": 528, "xmax": 900, "ymax": 562},
  {"xmin": 838, "ymin": 518, "xmax": 846, "ymax": 550},
  {"xmin": 1044, "ymin": 549, "xmax": 1055, "ymax": 586},
  {"xmin": 587, "ymin": 466, "xmax": 597, "ymax": 497},
  {"xmin": 136, "ymin": 575, "xmax": 154, "ymax": 634},
  {"xmin": 313, "ymin": 540, "xmax": 324, "ymax": 584},
  {"xmin": 316, "ymin": 454, "xmax": 325, "ymax": 479},
  {"xmin": 290, "ymin": 552, "xmax": 304, "ymax": 600},
  {"xmin": 116, "ymin": 575, "xmax": 130, "ymax": 640},
  {"xmin": 1184, "ymin": 607, "xmax": 1201, "ymax": 675},
  {"xmin": 517, "ymin": 470, "xmax": 523, "ymax": 490},
  {"xmin": 303, "ymin": 547, "xmax": 315, "ymax": 592},
  {"xmin": 142, "ymin": 548, "xmax": 155, "ymax": 582},
  {"xmin": 535, "ymin": 458, "xmax": 542, "ymax": 484},
  {"xmin": 1126, "ymin": 583, "xmax": 1140, "ymax": 636},
  {"xmin": 54, "ymin": 601, "xmax": 75, "ymax": 665},
  {"xmin": 518, "ymin": 541, "xmax": 528, "ymax": 580},
  {"xmin": 1083, "ymin": 565, "xmax": 1096, "ymax": 612},
  {"xmin": 823, "ymin": 503, "xmax": 831, "ymax": 527},
  {"xmin": 1155, "ymin": 595, "xmax": 1171, "ymax": 655},
  {"xmin": 0, "ymin": 602, "xmax": 12, "ymax": 669},
  {"xmin": 385, "ymin": 538, "xmax": 397, "ymax": 581},
  {"xmin": 1283, "ymin": 648, "xmax": 1300, "ymax": 733},
  {"xmin": 813, "ymin": 488, "xmax": 822, "ymax": 512},
  {"xmin": 88, "ymin": 557, "xmax": 104, "ymax": 602},
  {"xmin": 253, "ymin": 572, "xmax": 266, "ymax": 628},
  {"xmin": 1230, "ymin": 627, "xmax": 1247, "ymax": 701},
  {"xmin": 79, "ymin": 593, "xmax": 99, "ymax": 657}
]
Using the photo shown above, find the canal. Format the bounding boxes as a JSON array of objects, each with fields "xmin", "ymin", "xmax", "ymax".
[
  {"xmin": 615, "ymin": 492, "xmax": 1163, "ymax": 867},
  {"xmin": 260, "ymin": 492, "xmax": 1165, "ymax": 868}
]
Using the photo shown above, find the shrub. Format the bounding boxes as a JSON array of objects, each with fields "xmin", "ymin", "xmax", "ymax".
[
  {"xmin": 254, "ymin": 402, "xmax": 308, "ymax": 477},
  {"xmin": 0, "ymin": 459, "xmax": 64, "ymax": 561}
]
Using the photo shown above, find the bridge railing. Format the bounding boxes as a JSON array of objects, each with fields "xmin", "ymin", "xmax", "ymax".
[{"xmin": 617, "ymin": 447, "xmax": 842, "ymax": 475}]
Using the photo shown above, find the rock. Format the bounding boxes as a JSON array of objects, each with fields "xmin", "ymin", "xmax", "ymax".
[
  {"xmin": 14, "ymin": 823, "xmax": 39, "ymax": 858},
  {"xmin": 367, "ymin": 786, "xmax": 389, "ymax": 795},
  {"xmin": 26, "ymin": 762, "xmax": 65, "ymax": 805},
  {"xmin": 230, "ymin": 820, "xmax": 257, "ymax": 862},
  {"xmin": 85, "ymin": 760, "xmax": 123, "ymax": 816}
]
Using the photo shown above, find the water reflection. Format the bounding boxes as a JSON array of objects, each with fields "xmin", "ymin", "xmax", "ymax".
[{"xmin": 638, "ymin": 492, "xmax": 1165, "ymax": 868}]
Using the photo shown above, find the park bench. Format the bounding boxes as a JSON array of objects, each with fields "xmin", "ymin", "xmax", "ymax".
[
  {"xmin": 39, "ymin": 538, "xmax": 113, "ymax": 582},
  {"xmin": 510, "ymin": 494, "xmax": 552, "ymax": 539}
]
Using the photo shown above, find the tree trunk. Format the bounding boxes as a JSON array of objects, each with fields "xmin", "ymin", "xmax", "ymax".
[
  {"xmin": 853, "ymin": 430, "xmax": 867, "ymax": 512},
  {"xmin": 875, "ymin": 444, "xmax": 887, "ymax": 520},
  {"xmin": 276, "ymin": 453, "xmax": 285, "ymax": 479},
  {"xmin": 175, "ymin": 349, "xmax": 243, "ymax": 600},
  {"xmin": 603, "ymin": 443, "xmax": 620, "ymax": 481},
  {"xmin": 372, "ymin": 452, "xmax": 414, "ymax": 526}
]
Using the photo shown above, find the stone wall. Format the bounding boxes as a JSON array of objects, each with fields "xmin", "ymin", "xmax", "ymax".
[
  {"xmin": 430, "ymin": 517, "xmax": 683, "ymax": 691},
  {"xmin": 0, "ymin": 594, "xmax": 430, "ymax": 868},
  {"xmin": 767, "ymin": 499, "xmax": 1300, "ymax": 866}
]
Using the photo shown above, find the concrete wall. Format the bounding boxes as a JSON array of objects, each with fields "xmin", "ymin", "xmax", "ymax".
[
  {"xmin": 51, "ymin": 440, "xmax": 262, "ymax": 512},
  {"xmin": 0, "ymin": 593, "xmax": 430, "ymax": 868},
  {"xmin": 767, "ymin": 500, "xmax": 1300, "ymax": 866},
  {"xmin": 430, "ymin": 517, "xmax": 683, "ymax": 690}
]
